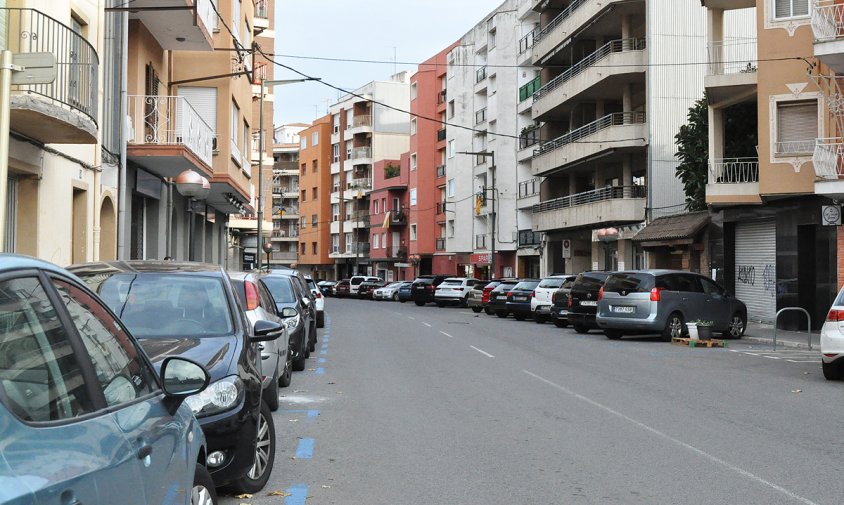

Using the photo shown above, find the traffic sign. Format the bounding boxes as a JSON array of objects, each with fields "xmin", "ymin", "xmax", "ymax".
[
  {"xmin": 10, "ymin": 52, "xmax": 56, "ymax": 85},
  {"xmin": 562, "ymin": 239, "xmax": 572, "ymax": 259}
]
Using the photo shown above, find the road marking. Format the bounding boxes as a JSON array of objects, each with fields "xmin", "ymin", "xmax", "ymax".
[
  {"xmin": 459, "ymin": 311, "xmax": 474, "ymax": 315},
  {"xmin": 318, "ymin": 358, "xmax": 326, "ymax": 363},
  {"xmin": 763, "ymin": 355, "xmax": 781, "ymax": 360},
  {"xmin": 422, "ymin": 322, "xmax": 432, "ymax": 327},
  {"xmin": 440, "ymin": 331, "xmax": 454, "ymax": 338},
  {"xmin": 295, "ymin": 438, "xmax": 315, "ymax": 459},
  {"xmin": 522, "ymin": 370, "xmax": 820, "ymax": 505},
  {"xmin": 319, "ymin": 350, "xmax": 327, "ymax": 355},
  {"xmin": 786, "ymin": 360, "xmax": 818, "ymax": 363},
  {"xmin": 313, "ymin": 367, "xmax": 325, "ymax": 375},
  {"xmin": 281, "ymin": 409, "xmax": 320, "ymax": 421},
  {"xmin": 408, "ymin": 316, "xmax": 416, "ymax": 320},
  {"xmin": 284, "ymin": 483, "xmax": 308, "ymax": 505},
  {"xmin": 470, "ymin": 345, "xmax": 494, "ymax": 358}
]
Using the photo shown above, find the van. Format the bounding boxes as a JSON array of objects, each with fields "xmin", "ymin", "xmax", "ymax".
[{"xmin": 350, "ymin": 275, "xmax": 382, "ymax": 296}]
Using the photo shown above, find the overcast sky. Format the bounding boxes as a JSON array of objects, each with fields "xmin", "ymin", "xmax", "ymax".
[{"xmin": 272, "ymin": 0, "xmax": 502, "ymax": 127}]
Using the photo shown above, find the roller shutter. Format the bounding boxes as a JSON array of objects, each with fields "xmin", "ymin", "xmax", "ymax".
[{"xmin": 734, "ymin": 220, "xmax": 776, "ymax": 324}]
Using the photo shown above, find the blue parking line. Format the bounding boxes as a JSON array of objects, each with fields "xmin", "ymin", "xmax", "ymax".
[
  {"xmin": 280, "ymin": 409, "xmax": 319, "ymax": 420},
  {"xmin": 284, "ymin": 483, "xmax": 308, "ymax": 505},
  {"xmin": 318, "ymin": 358, "xmax": 326, "ymax": 363},
  {"xmin": 313, "ymin": 367, "xmax": 325, "ymax": 375},
  {"xmin": 307, "ymin": 409, "xmax": 319, "ymax": 418},
  {"xmin": 296, "ymin": 438, "xmax": 314, "ymax": 459},
  {"xmin": 319, "ymin": 350, "xmax": 327, "ymax": 355}
]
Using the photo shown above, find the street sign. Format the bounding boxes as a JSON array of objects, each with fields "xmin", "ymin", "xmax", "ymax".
[
  {"xmin": 822, "ymin": 205, "xmax": 841, "ymax": 226},
  {"xmin": 10, "ymin": 53, "xmax": 56, "ymax": 85},
  {"xmin": 562, "ymin": 239, "xmax": 572, "ymax": 259},
  {"xmin": 470, "ymin": 253, "xmax": 491, "ymax": 264}
]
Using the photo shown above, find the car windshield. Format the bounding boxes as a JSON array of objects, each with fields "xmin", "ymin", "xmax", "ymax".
[
  {"xmin": 513, "ymin": 281, "xmax": 539, "ymax": 291},
  {"xmin": 414, "ymin": 278, "xmax": 434, "ymax": 285},
  {"xmin": 576, "ymin": 273, "xmax": 610, "ymax": 291},
  {"xmin": 93, "ymin": 273, "xmax": 233, "ymax": 338},
  {"xmin": 604, "ymin": 273, "xmax": 655, "ymax": 293},
  {"xmin": 385, "ymin": 282, "xmax": 403, "ymax": 288},
  {"xmin": 262, "ymin": 276, "xmax": 297, "ymax": 303},
  {"xmin": 537, "ymin": 278, "xmax": 565, "ymax": 289},
  {"xmin": 307, "ymin": 279, "xmax": 318, "ymax": 290},
  {"xmin": 351, "ymin": 278, "xmax": 364, "ymax": 285}
]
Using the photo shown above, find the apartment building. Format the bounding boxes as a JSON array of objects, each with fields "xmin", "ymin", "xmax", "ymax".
[
  {"xmin": 269, "ymin": 123, "xmax": 307, "ymax": 268},
  {"xmin": 444, "ymin": 0, "xmax": 522, "ymax": 280},
  {"xmin": 296, "ymin": 116, "xmax": 333, "ymax": 279},
  {"xmin": 368, "ymin": 157, "xmax": 409, "ymax": 281},
  {"xmin": 529, "ymin": 0, "xmax": 707, "ymax": 276},
  {"xmin": 327, "ymin": 73, "xmax": 410, "ymax": 279},
  {"xmin": 703, "ymin": 0, "xmax": 838, "ymax": 329},
  {"xmin": 2, "ymin": 0, "xmax": 115, "ymax": 264}
]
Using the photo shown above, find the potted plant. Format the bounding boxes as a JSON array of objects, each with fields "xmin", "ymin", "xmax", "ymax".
[{"xmin": 694, "ymin": 320, "xmax": 714, "ymax": 341}]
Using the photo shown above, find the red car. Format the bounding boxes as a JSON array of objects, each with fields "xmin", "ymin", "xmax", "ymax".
[{"xmin": 334, "ymin": 279, "xmax": 351, "ymax": 298}]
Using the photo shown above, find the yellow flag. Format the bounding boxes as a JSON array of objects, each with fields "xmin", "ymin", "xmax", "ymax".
[
  {"xmin": 475, "ymin": 195, "xmax": 482, "ymax": 216},
  {"xmin": 382, "ymin": 211, "xmax": 391, "ymax": 229}
]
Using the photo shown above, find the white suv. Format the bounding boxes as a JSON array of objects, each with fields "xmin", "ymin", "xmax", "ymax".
[
  {"xmin": 434, "ymin": 277, "xmax": 479, "ymax": 307},
  {"xmin": 531, "ymin": 275, "xmax": 575, "ymax": 324},
  {"xmin": 821, "ymin": 285, "xmax": 844, "ymax": 380},
  {"xmin": 349, "ymin": 276, "xmax": 381, "ymax": 296}
]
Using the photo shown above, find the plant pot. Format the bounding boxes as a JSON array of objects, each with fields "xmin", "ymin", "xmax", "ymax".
[
  {"xmin": 697, "ymin": 325, "xmax": 713, "ymax": 341},
  {"xmin": 686, "ymin": 322, "xmax": 699, "ymax": 340}
]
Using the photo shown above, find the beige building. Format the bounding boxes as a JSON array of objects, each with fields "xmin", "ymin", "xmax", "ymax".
[{"xmin": 269, "ymin": 123, "xmax": 308, "ymax": 268}]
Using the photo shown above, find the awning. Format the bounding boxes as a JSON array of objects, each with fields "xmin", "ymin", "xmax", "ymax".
[{"xmin": 632, "ymin": 212, "xmax": 710, "ymax": 247}]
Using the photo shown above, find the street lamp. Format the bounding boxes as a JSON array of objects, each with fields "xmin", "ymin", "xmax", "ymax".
[
  {"xmin": 175, "ymin": 169, "xmax": 210, "ymax": 261},
  {"xmin": 256, "ymin": 77, "xmax": 321, "ymax": 270},
  {"xmin": 458, "ymin": 150, "xmax": 496, "ymax": 279}
]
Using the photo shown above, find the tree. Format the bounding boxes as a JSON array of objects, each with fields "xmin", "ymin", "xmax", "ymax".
[{"xmin": 674, "ymin": 95, "xmax": 709, "ymax": 212}]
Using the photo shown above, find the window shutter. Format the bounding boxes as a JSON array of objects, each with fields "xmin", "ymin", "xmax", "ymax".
[
  {"xmin": 178, "ymin": 86, "xmax": 217, "ymax": 134},
  {"xmin": 777, "ymin": 101, "xmax": 817, "ymax": 144}
]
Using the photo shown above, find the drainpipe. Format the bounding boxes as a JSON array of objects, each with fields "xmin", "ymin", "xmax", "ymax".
[
  {"xmin": 116, "ymin": 8, "xmax": 128, "ymax": 260},
  {"xmin": 165, "ymin": 180, "xmax": 173, "ymax": 257}
]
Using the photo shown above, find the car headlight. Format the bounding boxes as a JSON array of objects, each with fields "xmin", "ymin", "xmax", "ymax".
[
  {"xmin": 184, "ymin": 376, "xmax": 244, "ymax": 417},
  {"xmin": 284, "ymin": 314, "xmax": 300, "ymax": 331}
]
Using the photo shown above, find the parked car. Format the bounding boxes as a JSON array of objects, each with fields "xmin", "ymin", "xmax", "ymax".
[
  {"xmin": 317, "ymin": 280, "xmax": 336, "ymax": 296},
  {"xmin": 480, "ymin": 280, "xmax": 504, "ymax": 315},
  {"xmin": 398, "ymin": 281, "xmax": 414, "ymax": 303},
  {"xmin": 350, "ymin": 275, "xmax": 381, "ymax": 296},
  {"xmin": 466, "ymin": 281, "xmax": 492, "ymax": 313},
  {"xmin": 487, "ymin": 279, "xmax": 520, "ymax": 318},
  {"xmin": 532, "ymin": 275, "xmax": 575, "ymax": 324},
  {"xmin": 335, "ymin": 279, "xmax": 351, "ymax": 298},
  {"xmin": 434, "ymin": 277, "xmax": 480, "ymax": 307},
  {"xmin": 305, "ymin": 276, "xmax": 325, "ymax": 328},
  {"xmin": 358, "ymin": 280, "xmax": 386, "ymax": 299},
  {"xmin": 374, "ymin": 281, "xmax": 410, "ymax": 301},
  {"xmin": 270, "ymin": 268, "xmax": 318, "ymax": 352},
  {"xmin": 506, "ymin": 279, "xmax": 540, "ymax": 321},
  {"xmin": 567, "ymin": 271, "xmax": 613, "ymax": 334},
  {"xmin": 261, "ymin": 274, "xmax": 312, "ymax": 371},
  {"xmin": 70, "ymin": 261, "xmax": 283, "ymax": 493},
  {"xmin": 0, "ymin": 255, "xmax": 215, "ymax": 505},
  {"xmin": 821, "ymin": 286, "xmax": 844, "ymax": 380},
  {"xmin": 229, "ymin": 272, "xmax": 292, "ymax": 412},
  {"xmin": 411, "ymin": 275, "xmax": 450, "ymax": 306},
  {"xmin": 596, "ymin": 270, "xmax": 747, "ymax": 342},
  {"xmin": 550, "ymin": 276, "xmax": 577, "ymax": 328}
]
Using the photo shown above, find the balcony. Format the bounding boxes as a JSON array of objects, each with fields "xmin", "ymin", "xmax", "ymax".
[
  {"xmin": 705, "ymin": 39, "xmax": 758, "ymax": 106},
  {"xmin": 349, "ymin": 178, "xmax": 373, "ymax": 192},
  {"xmin": 270, "ymin": 251, "xmax": 298, "ymax": 263},
  {"xmin": 330, "ymin": 242, "xmax": 370, "ymax": 259},
  {"xmin": 437, "ymin": 128, "xmax": 447, "ymax": 142},
  {"xmin": 2, "ymin": 8, "xmax": 99, "ymax": 144},
  {"xmin": 706, "ymin": 157, "xmax": 761, "ymax": 206},
  {"xmin": 532, "ymin": 186, "xmax": 647, "ymax": 232},
  {"xmin": 813, "ymin": 138, "xmax": 844, "ymax": 199},
  {"xmin": 519, "ymin": 28, "xmax": 537, "ymax": 56},
  {"xmin": 436, "ymin": 165, "xmax": 446, "ymax": 178},
  {"xmin": 532, "ymin": 0, "xmax": 628, "ymax": 64},
  {"xmin": 475, "ymin": 234, "xmax": 488, "ymax": 250},
  {"xmin": 436, "ymin": 238, "xmax": 446, "ymax": 251},
  {"xmin": 813, "ymin": 0, "xmax": 844, "ymax": 73},
  {"xmin": 532, "ymin": 39, "xmax": 647, "ymax": 120},
  {"xmin": 351, "ymin": 146, "xmax": 372, "ymax": 162},
  {"xmin": 519, "ymin": 178, "xmax": 540, "ymax": 199},
  {"xmin": 345, "ymin": 115, "xmax": 373, "ymax": 139},
  {"xmin": 518, "ymin": 230, "xmax": 542, "ymax": 247},
  {"xmin": 127, "ymin": 95, "xmax": 214, "ymax": 177},
  {"xmin": 519, "ymin": 126, "xmax": 541, "ymax": 151},
  {"xmin": 388, "ymin": 210, "xmax": 407, "ymax": 227},
  {"xmin": 125, "ymin": 0, "xmax": 215, "ymax": 50},
  {"xmin": 519, "ymin": 76, "xmax": 542, "ymax": 103},
  {"xmin": 254, "ymin": 0, "xmax": 270, "ymax": 29},
  {"xmin": 531, "ymin": 112, "xmax": 647, "ymax": 177},
  {"xmin": 438, "ymin": 90, "xmax": 447, "ymax": 104},
  {"xmin": 476, "ymin": 66, "xmax": 487, "ymax": 84}
]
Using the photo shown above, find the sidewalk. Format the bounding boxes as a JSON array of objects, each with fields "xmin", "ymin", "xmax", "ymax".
[{"xmin": 743, "ymin": 322, "xmax": 819, "ymax": 350}]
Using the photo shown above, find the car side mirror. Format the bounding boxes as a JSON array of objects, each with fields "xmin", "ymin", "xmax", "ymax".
[
  {"xmin": 252, "ymin": 319, "xmax": 284, "ymax": 342},
  {"xmin": 160, "ymin": 357, "xmax": 210, "ymax": 415},
  {"xmin": 302, "ymin": 297, "xmax": 311, "ymax": 307},
  {"xmin": 280, "ymin": 307, "xmax": 298, "ymax": 319}
]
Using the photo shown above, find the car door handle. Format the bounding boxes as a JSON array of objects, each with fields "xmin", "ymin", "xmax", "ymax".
[{"xmin": 137, "ymin": 444, "xmax": 152, "ymax": 460}]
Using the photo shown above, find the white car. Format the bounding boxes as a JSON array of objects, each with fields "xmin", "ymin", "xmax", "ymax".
[
  {"xmin": 305, "ymin": 276, "xmax": 326, "ymax": 328},
  {"xmin": 373, "ymin": 281, "xmax": 409, "ymax": 301},
  {"xmin": 434, "ymin": 277, "xmax": 480, "ymax": 307},
  {"xmin": 349, "ymin": 275, "xmax": 381, "ymax": 296},
  {"xmin": 820, "ymin": 287, "xmax": 844, "ymax": 379},
  {"xmin": 531, "ymin": 275, "xmax": 575, "ymax": 324}
]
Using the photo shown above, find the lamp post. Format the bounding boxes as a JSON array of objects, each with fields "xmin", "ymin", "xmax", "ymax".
[
  {"xmin": 175, "ymin": 170, "xmax": 210, "ymax": 261},
  {"xmin": 459, "ymin": 150, "xmax": 496, "ymax": 279},
  {"xmin": 257, "ymin": 77, "xmax": 321, "ymax": 270}
]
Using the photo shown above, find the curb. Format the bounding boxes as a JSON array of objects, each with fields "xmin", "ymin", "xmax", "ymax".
[{"xmin": 742, "ymin": 335, "xmax": 815, "ymax": 350}]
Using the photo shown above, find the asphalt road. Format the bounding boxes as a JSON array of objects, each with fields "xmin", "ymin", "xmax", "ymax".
[{"xmin": 221, "ymin": 298, "xmax": 842, "ymax": 505}]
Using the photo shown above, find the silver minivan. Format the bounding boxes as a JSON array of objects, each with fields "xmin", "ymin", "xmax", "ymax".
[{"xmin": 596, "ymin": 270, "xmax": 747, "ymax": 341}]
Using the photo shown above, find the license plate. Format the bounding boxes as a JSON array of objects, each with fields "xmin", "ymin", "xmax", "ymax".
[
  {"xmin": 580, "ymin": 300, "xmax": 597, "ymax": 306},
  {"xmin": 612, "ymin": 306, "xmax": 635, "ymax": 313},
  {"xmin": 514, "ymin": 296, "xmax": 527, "ymax": 301}
]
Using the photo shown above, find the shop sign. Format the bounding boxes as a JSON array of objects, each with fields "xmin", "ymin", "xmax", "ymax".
[{"xmin": 470, "ymin": 253, "xmax": 491, "ymax": 264}]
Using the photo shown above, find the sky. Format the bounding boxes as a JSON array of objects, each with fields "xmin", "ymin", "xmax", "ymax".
[{"xmin": 272, "ymin": 0, "xmax": 503, "ymax": 127}]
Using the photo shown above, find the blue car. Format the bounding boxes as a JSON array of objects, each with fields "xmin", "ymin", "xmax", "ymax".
[
  {"xmin": 0, "ymin": 254, "xmax": 215, "ymax": 505},
  {"xmin": 398, "ymin": 281, "xmax": 414, "ymax": 303}
]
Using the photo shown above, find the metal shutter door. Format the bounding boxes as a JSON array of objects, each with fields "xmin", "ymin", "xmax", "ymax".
[{"xmin": 734, "ymin": 220, "xmax": 776, "ymax": 324}]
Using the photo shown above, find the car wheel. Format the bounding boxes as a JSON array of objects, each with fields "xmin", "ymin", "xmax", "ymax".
[
  {"xmin": 400, "ymin": 299, "xmax": 406, "ymax": 303},
  {"xmin": 822, "ymin": 361, "xmax": 844, "ymax": 380},
  {"xmin": 279, "ymin": 353, "xmax": 292, "ymax": 388},
  {"xmin": 471, "ymin": 306, "xmax": 483, "ymax": 313},
  {"xmin": 232, "ymin": 401, "xmax": 276, "ymax": 494},
  {"xmin": 292, "ymin": 354, "xmax": 306, "ymax": 371},
  {"xmin": 604, "ymin": 330, "xmax": 624, "ymax": 340},
  {"xmin": 722, "ymin": 312, "xmax": 746, "ymax": 339},
  {"xmin": 554, "ymin": 319, "xmax": 568, "ymax": 328},
  {"xmin": 393, "ymin": 293, "xmax": 399, "ymax": 301},
  {"xmin": 496, "ymin": 310, "xmax": 508, "ymax": 318},
  {"xmin": 264, "ymin": 369, "xmax": 279, "ymax": 412},
  {"xmin": 534, "ymin": 315, "xmax": 546, "ymax": 324},
  {"xmin": 662, "ymin": 312, "xmax": 685, "ymax": 342},
  {"xmin": 461, "ymin": 295, "xmax": 470, "ymax": 308},
  {"xmin": 514, "ymin": 314, "xmax": 526, "ymax": 321},
  {"xmin": 484, "ymin": 307, "xmax": 493, "ymax": 315},
  {"xmin": 191, "ymin": 464, "xmax": 217, "ymax": 505},
  {"xmin": 573, "ymin": 324, "xmax": 589, "ymax": 334},
  {"xmin": 414, "ymin": 301, "xmax": 425, "ymax": 306}
]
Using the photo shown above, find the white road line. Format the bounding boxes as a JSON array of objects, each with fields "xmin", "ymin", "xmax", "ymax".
[
  {"xmin": 744, "ymin": 352, "xmax": 759, "ymax": 356},
  {"xmin": 763, "ymin": 356, "xmax": 781, "ymax": 360},
  {"xmin": 407, "ymin": 316, "xmax": 416, "ymax": 320},
  {"xmin": 786, "ymin": 360, "xmax": 818, "ymax": 363},
  {"xmin": 459, "ymin": 311, "xmax": 475, "ymax": 315},
  {"xmin": 470, "ymin": 345, "xmax": 494, "ymax": 358},
  {"xmin": 440, "ymin": 331, "xmax": 454, "ymax": 338},
  {"xmin": 522, "ymin": 370, "xmax": 820, "ymax": 505},
  {"xmin": 422, "ymin": 322, "xmax": 432, "ymax": 327}
]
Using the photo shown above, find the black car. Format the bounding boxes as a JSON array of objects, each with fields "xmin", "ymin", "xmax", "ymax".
[
  {"xmin": 550, "ymin": 276, "xmax": 577, "ymax": 328},
  {"xmin": 358, "ymin": 280, "xmax": 386, "ymax": 299},
  {"xmin": 261, "ymin": 274, "xmax": 311, "ymax": 371},
  {"xmin": 567, "ymin": 271, "xmax": 613, "ymax": 333},
  {"xmin": 410, "ymin": 275, "xmax": 450, "ymax": 306},
  {"xmin": 70, "ymin": 261, "xmax": 284, "ymax": 493},
  {"xmin": 269, "ymin": 268, "xmax": 318, "ymax": 352},
  {"xmin": 334, "ymin": 279, "xmax": 351, "ymax": 298},
  {"xmin": 505, "ymin": 279, "xmax": 540, "ymax": 321},
  {"xmin": 487, "ymin": 279, "xmax": 520, "ymax": 318}
]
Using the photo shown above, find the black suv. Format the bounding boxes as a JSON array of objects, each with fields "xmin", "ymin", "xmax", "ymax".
[
  {"xmin": 69, "ymin": 261, "xmax": 284, "ymax": 493},
  {"xmin": 567, "ymin": 271, "xmax": 613, "ymax": 334},
  {"xmin": 487, "ymin": 279, "xmax": 520, "ymax": 318},
  {"xmin": 261, "ymin": 273, "xmax": 311, "ymax": 372},
  {"xmin": 269, "ymin": 268, "xmax": 318, "ymax": 352},
  {"xmin": 410, "ymin": 275, "xmax": 450, "ymax": 306}
]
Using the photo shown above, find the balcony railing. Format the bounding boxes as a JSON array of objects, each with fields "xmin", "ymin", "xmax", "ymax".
[
  {"xmin": 534, "ymin": 39, "xmax": 646, "ymax": 103},
  {"xmin": 389, "ymin": 210, "xmax": 407, "ymax": 226},
  {"xmin": 533, "ymin": 185, "xmax": 646, "ymax": 214},
  {"xmin": 708, "ymin": 158, "xmax": 759, "ymax": 184},
  {"xmin": 197, "ymin": 0, "xmax": 217, "ymax": 34},
  {"xmin": 349, "ymin": 178, "xmax": 372, "ymax": 191},
  {"xmin": 518, "ymin": 230, "xmax": 541, "ymax": 247},
  {"xmin": 519, "ymin": 178, "xmax": 540, "ymax": 198},
  {"xmin": 707, "ymin": 39, "xmax": 757, "ymax": 76},
  {"xmin": 519, "ymin": 127, "xmax": 540, "ymax": 150},
  {"xmin": 437, "ymin": 128, "xmax": 447, "ymax": 141},
  {"xmin": 475, "ymin": 234, "xmax": 487, "ymax": 249},
  {"xmin": 519, "ymin": 76, "xmax": 541, "ymax": 103},
  {"xmin": 127, "ymin": 95, "xmax": 214, "ymax": 167},
  {"xmin": 475, "ymin": 108, "xmax": 487, "ymax": 125},
  {"xmin": 775, "ymin": 140, "xmax": 815, "ymax": 156},
  {"xmin": 535, "ymin": 112, "xmax": 646, "ymax": 157},
  {"xmin": 352, "ymin": 115, "xmax": 372, "ymax": 128},
  {"xmin": 2, "ymin": 8, "xmax": 99, "ymax": 123},
  {"xmin": 813, "ymin": 138, "xmax": 844, "ymax": 179},
  {"xmin": 252, "ymin": 63, "xmax": 268, "ymax": 85},
  {"xmin": 519, "ymin": 28, "xmax": 537, "ymax": 54},
  {"xmin": 255, "ymin": 0, "xmax": 269, "ymax": 19},
  {"xmin": 533, "ymin": 0, "xmax": 589, "ymax": 44},
  {"xmin": 436, "ymin": 238, "xmax": 446, "ymax": 251},
  {"xmin": 351, "ymin": 146, "xmax": 372, "ymax": 159},
  {"xmin": 436, "ymin": 165, "xmax": 446, "ymax": 178},
  {"xmin": 813, "ymin": 0, "xmax": 844, "ymax": 42},
  {"xmin": 476, "ymin": 66, "xmax": 487, "ymax": 83}
]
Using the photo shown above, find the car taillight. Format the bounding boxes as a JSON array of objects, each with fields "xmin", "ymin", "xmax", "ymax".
[
  {"xmin": 827, "ymin": 309, "xmax": 844, "ymax": 322},
  {"xmin": 529, "ymin": 291, "xmax": 535, "ymax": 298},
  {"xmin": 552, "ymin": 292, "xmax": 556, "ymax": 303},
  {"xmin": 650, "ymin": 287, "xmax": 663, "ymax": 302},
  {"xmin": 567, "ymin": 295, "xmax": 572, "ymax": 308},
  {"xmin": 507, "ymin": 291, "xmax": 513, "ymax": 297},
  {"xmin": 315, "ymin": 292, "xmax": 322, "ymax": 299},
  {"xmin": 427, "ymin": 285, "xmax": 434, "ymax": 291},
  {"xmin": 245, "ymin": 281, "xmax": 260, "ymax": 310},
  {"xmin": 597, "ymin": 287, "xmax": 604, "ymax": 301}
]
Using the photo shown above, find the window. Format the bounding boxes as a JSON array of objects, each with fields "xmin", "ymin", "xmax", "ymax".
[
  {"xmin": 312, "ymin": 160, "xmax": 318, "ymax": 173},
  {"xmin": 374, "ymin": 199, "xmax": 380, "ymax": 214},
  {"xmin": 301, "ymin": 189, "xmax": 306, "ymax": 201},
  {"xmin": 373, "ymin": 233, "xmax": 380, "ymax": 249},
  {"xmin": 232, "ymin": 0, "xmax": 241, "ymax": 40},
  {"xmin": 301, "ymin": 242, "xmax": 306, "ymax": 254},
  {"xmin": 312, "ymin": 242, "xmax": 317, "ymax": 255},
  {"xmin": 489, "ymin": 28, "xmax": 496, "ymax": 49},
  {"xmin": 448, "ymin": 100, "xmax": 455, "ymax": 119},
  {"xmin": 312, "ymin": 214, "xmax": 318, "ymax": 226},
  {"xmin": 231, "ymin": 102, "xmax": 239, "ymax": 145},
  {"xmin": 410, "ymin": 224, "xmax": 418, "ymax": 241},
  {"xmin": 301, "ymin": 163, "xmax": 306, "ymax": 175},
  {"xmin": 774, "ymin": 0, "xmax": 808, "ymax": 19},
  {"xmin": 312, "ymin": 187, "xmax": 318, "ymax": 200},
  {"xmin": 410, "ymin": 118, "xmax": 417, "ymax": 135},
  {"xmin": 300, "ymin": 137, "xmax": 307, "ymax": 149},
  {"xmin": 447, "ymin": 179, "xmax": 456, "ymax": 198},
  {"xmin": 331, "ymin": 204, "xmax": 340, "ymax": 221},
  {"xmin": 448, "ymin": 220, "xmax": 455, "ymax": 237},
  {"xmin": 0, "ymin": 277, "xmax": 94, "ymax": 422},
  {"xmin": 53, "ymin": 279, "xmax": 157, "ymax": 407},
  {"xmin": 345, "ymin": 233, "xmax": 352, "ymax": 250},
  {"xmin": 410, "ymin": 153, "xmax": 417, "ymax": 171},
  {"xmin": 332, "ymin": 144, "xmax": 340, "ymax": 163},
  {"xmin": 410, "ymin": 188, "xmax": 417, "ymax": 206},
  {"xmin": 411, "ymin": 82, "xmax": 418, "ymax": 100},
  {"xmin": 392, "ymin": 197, "xmax": 399, "ymax": 211},
  {"xmin": 332, "ymin": 114, "xmax": 340, "ymax": 133},
  {"xmin": 301, "ymin": 216, "xmax": 307, "ymax": 228},
  {"xmin": 332, "ymin": 234, "xmax": 340, "ymax": 252},
  {"xmin": 312, "ymin": 132, "xmax": 319, "ymax": 145},
  {"xmin": 775, "ymin": 100, "xmax": 817, "ymax": 155},
  {"xmin": 242, "ymin": 122, "xmax": 250, "ymax": 174},
  {"xmin": 447, "ymin": 140, "xmax": 455, "ymax": 158}
]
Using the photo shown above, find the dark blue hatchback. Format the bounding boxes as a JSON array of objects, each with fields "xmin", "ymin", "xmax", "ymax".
[{"xmin": 398, "ymin": 281, "xmax": 413, "ymax": 303}]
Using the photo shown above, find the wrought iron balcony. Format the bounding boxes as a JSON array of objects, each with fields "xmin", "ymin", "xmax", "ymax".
[
  {"xmin": 476, "ymin": 66, "xmax": 487, "ymax": 84},
  {"xmin": 352, "ymin": 115, "xmax": 372, "ymax": 128},
  {"xmin": 813, "ymin": 0, "xmax": 844, "ymax": 42},
  {"xmin": 708, "ymin": 158, "xmax": 759, "ymax": 184},
  {"xmin": 814, "ymin": 138, "xmax": 844, "ymax": 179}
]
